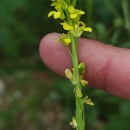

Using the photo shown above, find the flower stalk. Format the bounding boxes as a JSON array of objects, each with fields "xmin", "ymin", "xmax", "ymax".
[
  {"xmin": 48, "ymin": 0, "xmax": 94, "ymax": 130},
  {"xmin": 70, "ymin": 33, "xmax": 84, "ymax": 130}
]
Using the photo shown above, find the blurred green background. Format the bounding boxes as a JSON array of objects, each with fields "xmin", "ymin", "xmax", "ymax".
[{"xmin": 0, "ymin": 0, "xmax": 130, "ymax": 130}]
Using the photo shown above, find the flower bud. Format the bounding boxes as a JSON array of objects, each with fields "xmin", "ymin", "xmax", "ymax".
[{"xmin": 78, "ymin": 62, "xmax": 85, "ymax": 74}]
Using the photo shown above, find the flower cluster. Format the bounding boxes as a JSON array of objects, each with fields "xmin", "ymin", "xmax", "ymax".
[
  {"xmin": 65, "ymin": 62, "xmax": 94, "ymax": 128},
  {"xmin": 48, "ymin": 0, "xmax": 92, "ymax": 46},
  {"xmin": 48, "ymin": 0, "xmax": 93, "ymax": 129},
  {"xmin": 65, "ymin": 62, "xmax": 94, "ymax": 104}
]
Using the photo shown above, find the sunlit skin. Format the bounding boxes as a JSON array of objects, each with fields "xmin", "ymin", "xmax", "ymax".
[{"xmin": 39, "ymin": 33, "xmax": 130, "ymax": 100}]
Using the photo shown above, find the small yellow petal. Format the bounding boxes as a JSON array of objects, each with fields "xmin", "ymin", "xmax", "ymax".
[
  {"xmin": 83, "ymin": 27, "xmax": 92, "ymax": 32},
  {"xmin": 70, "ymin": 13, "xmax": 78, "ymax": 19},
  {"xmin": 54, "ymin": 11, "xmax": 61, "ymax": 19},
  {"xmin": 79, "ymin": 10, "xmax": 85, "ymax": 15},
  {"xmin": 80, "ymin": 80, "xmax": 88, "ymax": 86},
  {"xmin": 61, "ymin": 23, "xmax": 73, "ymax": 30},
  {"xmin": 65, "ymin": 69, "xmax": 72, "ymax": 79},
  {"xmin": 48, "ymin": 11, "xmax": 55, "ymax": 17},
  {"xmin": 85, "ymin": 99, "xmax": 94, "ymax": 106},
  {"xmin": 64, "ymin": 38, "xmax": 71, "ymax": 45},
  {"xmin": 55, "ymin": 4, "xmax": 61, "ymax": 10},
  {"xmin": 68, "ymin": 6, "xmax": 75, "ymax": 13},
  {"xmin": 50, "ymin": 3, "xmax": 56, "ymax": 6}
]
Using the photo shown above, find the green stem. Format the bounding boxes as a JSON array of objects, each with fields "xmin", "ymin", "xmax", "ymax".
[
  {"xmin": 85, "ymin": 0, "xmax": 94, "ymax": 25},
  {"xmin": 122, "ymin": 0, "xmax": 130, "ymax": 34},
  {"xmin": 65, "ymin": 5, "xmax": 85, "ymax": 130},
  {"xmin": 70, "ymin": 33, "xmax": 85, "ymax": 130}
]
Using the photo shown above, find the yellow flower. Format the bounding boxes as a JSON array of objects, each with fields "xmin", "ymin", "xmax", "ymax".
[
  {"xmin": 51, "ymin": 2, "xmax": 61, "ymax": 10},
  {"xmin": 48, "ymin": 0, "xmax": 65, "ymax": 20},
  {"xmin": 48, "ymin": 11, "xmax": 61, "ymax": 19},
  {"xmin": 60, "ymin": 33, "xmax": 71, "ymax": 46},
  {"xmin": 68, "ymin": 6, "xmax": 85, "ymax": 19},
  {"xmin": 64, "ymin": 38, "xmax": 71, "ymax": 45},
  {"xmin": 77, "ymin": 21, "xmax": 92, "ymax": 32},
  {"xmin": 60, "ymin": 22, "xmax": 73, "ymax": 30},
  {"xmin": 70, "ymin": 21, "xmax": 92, "ymax": 37}
]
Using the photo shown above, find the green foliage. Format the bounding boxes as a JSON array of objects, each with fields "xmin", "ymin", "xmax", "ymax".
[{"xmin": 0, "ymin": 0, "xmax": 26, "ymax": 57}]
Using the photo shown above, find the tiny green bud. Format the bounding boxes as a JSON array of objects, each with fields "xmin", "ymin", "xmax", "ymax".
[{"xmin": 78, "ymin": 62, "xmax": 85, "ymax": 74}]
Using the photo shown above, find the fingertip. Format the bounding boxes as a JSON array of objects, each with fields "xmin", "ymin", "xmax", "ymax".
[
  {"xmin": 39, "ymin": 33, "xmax": 130, "ymax": 100},
  {"xmin": 39, "ymin": 33, "xmax": 72, "ymax": 76},
  {"xmin": 39, "ymin": 33, "xmax": 60, "ymax": 57}
]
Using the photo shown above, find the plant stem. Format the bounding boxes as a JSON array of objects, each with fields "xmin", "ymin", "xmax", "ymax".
[
  {"xmin": 122, "ymin": 0, "xmax": 130, "ymax": 35},
  {"xmin": 66, "ymin": 5, "xmax": 85, "ymax": 130},
  {"xmin": 85, "ymin": 0, "xmax": 94, "ymax": 25},
  {"xmin": 69, "ymin": 33, "xmax": 85, "ymax": 130}
]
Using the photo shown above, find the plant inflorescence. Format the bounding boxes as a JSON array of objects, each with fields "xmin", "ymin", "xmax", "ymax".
[{"xmin": 48, "ymin": 0, "xmax": 94, "ymax": 130}]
